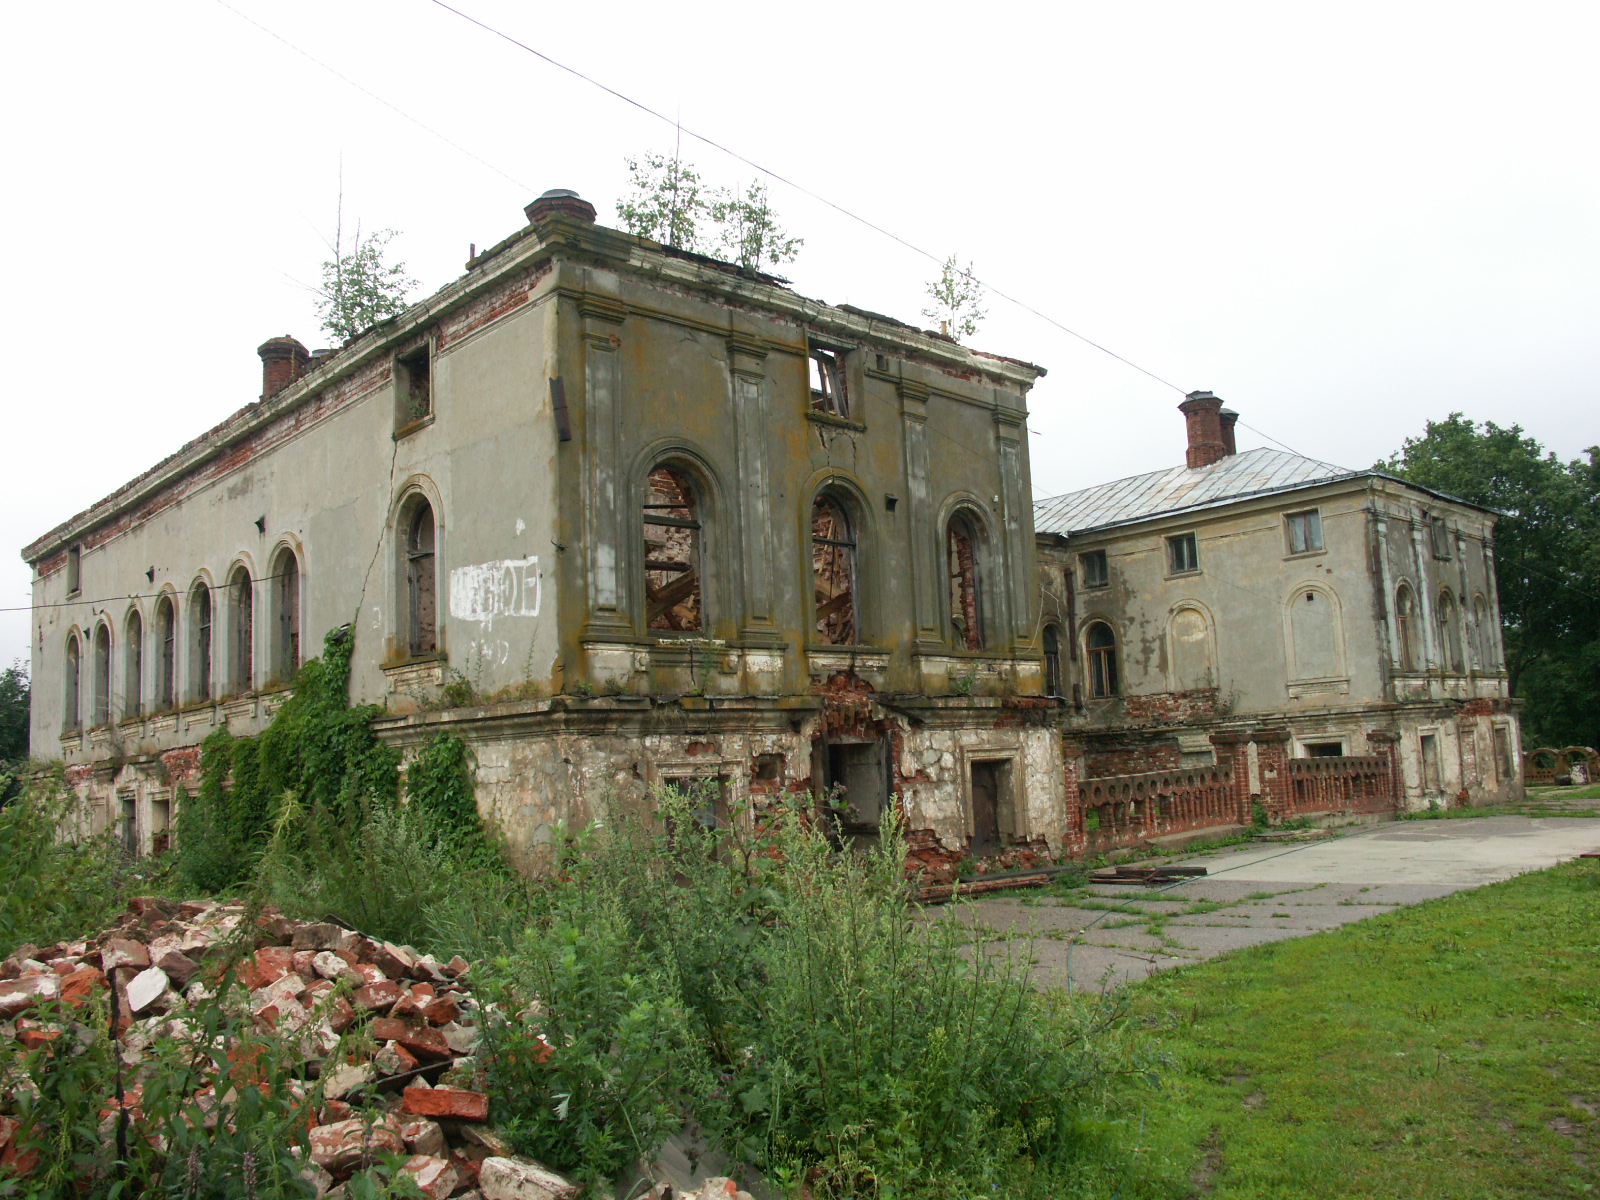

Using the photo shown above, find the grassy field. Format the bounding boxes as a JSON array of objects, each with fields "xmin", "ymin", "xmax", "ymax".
[{"xmin": 1096, "ymin": 857, "xmax": 1600, "ymax": 1199}]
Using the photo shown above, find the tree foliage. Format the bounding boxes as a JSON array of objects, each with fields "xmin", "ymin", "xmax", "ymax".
[
  {"xmin": 616, "ymin": 154, "xmax": 802, "ymax": 270},
  {"xmin": 1380, "ymin": 414, "xmax": 1600, "ymax": 747},
  {"xmin": 922, "ymin": 255, "xmax": 987, "ymax": 342},
  {"xmin": 0, "ymin": 659, "xmax": 28, "ymax": 764},
  {"xmin": 315, "ymin": 223, "xmax": 418, "ymax": 344}
]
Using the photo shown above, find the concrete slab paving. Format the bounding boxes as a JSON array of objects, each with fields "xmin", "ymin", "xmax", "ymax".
[{"xmin": 964, "ymin": 815, "xmax": 1600, "ymax": 991}]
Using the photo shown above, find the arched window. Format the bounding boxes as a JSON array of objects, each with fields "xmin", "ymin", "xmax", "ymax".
[
  {"xmin": 64, "ymin": 633, "xmax": 81, "ymax": 731},
  {"xmin": 811, "ymin": 492, "xmax": 857, "ymax": 645},
  {"xmin": 1289, "ymin": 588, "xmax": 1342, "ymax": 680},
  {"xmin": 1087, "ymin": 622, "xmax": 1118, "ymax": 698},
  {"xmin": 1169, "ymin": 607, "xmax": 1215, "ymax": 690},
  {"xmin": 273, "ymin": 549, "xmax": 301, "ymax": 681},
  {"xmin": 1042, "ymin": 624, "xmax": 1063, "ymax": 698},
  {"xmin": 230, "ymin": 566, "xmax": 254, "ymax": 693},
  {"xmin": 1395, "ymin": 585, "xmax": 1416, "ymax": 671},
  {"xmin": 191, "ymin": 581, "xmax": 213, "ymax": 702},
  {"xmin": 124, "ymin": 608, "xmax": 143, "ymax": 719},
  {"xmin": 1438, "ymin": 589, "xmax": 1462, "ymax": 672},
  {"xmin": 406, "ymin": 500, "xmax": 438, "ymax": 655},
  {"xmin": 155, "ymin": 596, "xmax": 176, "ymax": 709},
  {"xmin": 947, "ymin": 512, "xmax": 984, "ymax": 650},
  {"xmin": 92, "ymin": 624, "xmax": 111, "ymax": 727},
  {"xmin": 643, "ymin": 467, "xmax": 702, "ymax": 632}
]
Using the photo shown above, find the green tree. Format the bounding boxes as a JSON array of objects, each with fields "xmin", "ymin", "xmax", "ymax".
[
  {"xmin": 1380, "ymin": 415, "xmax": 1600, "ymax": 747},
  {"xmin": 709, "ymin": 180, "xmax": 802, "ymax": 270},
  {"xmin": 616, "ymin": 152, "xmax": 706, "ymax": 250},
  {"xmin": 922, "ymin": 254, "xmax": 987, "ymax": 342},
  {"xmin": 0, "ymin": 661, "xmax": 27, "ymax": 767},
  {"xmin": 315, "ymin": 208, "xmax": 418, "ymax": 344}
]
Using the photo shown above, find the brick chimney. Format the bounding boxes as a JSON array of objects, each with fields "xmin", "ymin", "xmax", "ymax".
[
  {"xmin": 1219, "ymin": 406, "xmax": 1239, "ymax": 456},
  {"xmin": 1178, "ymin": 391, "xmax": 1230, "ymax": 469},
  {"xmin": 525, "ymin": 188, "xmax": 597, "ymax": 226},
  {"xmin": 257, "ymin": 336, "xmax": 310, "ymax": 399}
]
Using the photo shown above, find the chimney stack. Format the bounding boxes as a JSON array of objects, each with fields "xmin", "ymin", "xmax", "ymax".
[
  {"xmin": 1218, "ymin": 407, "xmax": 1238, "ymax": 456},
  {"xmin": 1178, "ymin": 390, "xmax": 1231, "ymax": 469},
  {"xmin": 525, "ymin": 188, "xmax": 597, "ymax": 227},
  {"xmin": 257, "ymin": 336, "xmax": 310, "ymax": 399}
]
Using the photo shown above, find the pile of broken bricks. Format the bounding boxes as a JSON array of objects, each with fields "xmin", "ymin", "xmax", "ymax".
[{"xmin": 0, "ymin": 897, "xmax": 595, "ymax": 1199}]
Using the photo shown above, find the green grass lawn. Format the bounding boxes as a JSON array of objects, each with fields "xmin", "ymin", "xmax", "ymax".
[{"xmin": 1096, "ymin": 858, "xmax": 1600, "ymax": 1199}]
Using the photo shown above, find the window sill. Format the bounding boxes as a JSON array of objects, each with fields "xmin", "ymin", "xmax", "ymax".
[
  {"xmin": 394, "ymin": 413, "xmax": 436, "ymax": 440},
  {"xmin": 805, "ymin": 410, "xmax": 866, "ymax": 433},
  {"xmin": 1164, "ymin": 569, "xmax": 1202, "ymax": 580},
  {"xmin": 1283, "ymin": 548, "xmax": 1326, "ymax": 560}
]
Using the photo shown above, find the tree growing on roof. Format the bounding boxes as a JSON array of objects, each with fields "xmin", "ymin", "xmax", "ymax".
[
  {"xmin": 922, "ymin": 255, "xmax": 987, "ymax": 342},
  {"xmin": 710, "ymin": 180, "xmax": 802, "ymax": 271},
  {"xmin": 617, "ymin": 154, "xmax": 802, "ymax": 270},
  {"xmin": 315, "ymin": 197, "xmax": 419, "ymax": 344}
]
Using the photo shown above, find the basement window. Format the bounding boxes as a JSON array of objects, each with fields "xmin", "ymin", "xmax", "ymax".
[
  {"xmin": 1167, "ymin": 532, "xmax": 1199, "ymax": 575},
  {"xmin": 1286, "ymin": 509, "xmax": 1323, "ymax": 554},
  {"xmin": 396, "ymin": 344, "xmax": 432, "ymax": 427},
  {"xmin": 1080, "ymin": 549, "xmax": 1108, "ymax": 589},
  {"xmin": 808, "ymin": 344, "xmax": 848, "ymax": 418}
]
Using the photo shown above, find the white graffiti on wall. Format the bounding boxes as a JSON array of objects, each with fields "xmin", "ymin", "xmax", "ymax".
[{"xmin": 449, "ymin": 556, "xmax": 541, "ymax": 631}]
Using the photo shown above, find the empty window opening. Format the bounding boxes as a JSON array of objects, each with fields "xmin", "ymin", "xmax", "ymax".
[
  {"xmin": 66, "ymin": 545, "xmax": 82, "ymax": 595},
  {"xmin": 191, "ymin": 582, "xmax": 213, "ymax": 702},
  {"xmin": 92, "ymin": 623, "xmax": 111, "ymax": 727},
  {"xmin": 969, "ymin": 760, "xmax": 1012, "ymax": 858},
  {"xmin": 406, "ymin": 500, "xmax": 438, "ymax": 655},
  {"xmin": 1087, "ymin": 621, "xmax": 1119, "ymax": 698},
  {"xmin": 156, "ymin": 595, "xmax": 176, "ymax": 710},
  {"xmin": 118, "ymin": 789, "xmax": 137, "ymax": 855},
  {"xmin": 230, "ymin": 566, "xmax": 253, "ymax": 693},
  {"xmin": 947, "ymin": 514, "xmax": 984, "ymax": 650},
  {"xmin": 151, "ymin": 796, "xmax": 171, "ymax": 856},
  {"xmin": 660, "ymin": 776, "xmax": 729, "ymax": 855},
  {"xmin": 397, "ymin": 344, "xmax": 432, "ymax": 425},
  {"xmin": 1167, "ymin": 532, "xmax": 1199, "ymax": 574},
  {"xmin": 1493, "ymin": 726, "xmax": 1513, "ymax": 782},
  {"xmin": 1303, "ymin": 741, "xmax": 1345, "ymax": 758},
  {"xmin": 808, "ymin": 345, "xmax": 848, "ymax": 417},
  {"xmin": 1394, "ymin": 585, "xmax": 1416, "ymax": 671},
  {"xmin": 1438, "ymin": 589, "xmax": 1463, "ymax": 672},
  {"xmin": 124, "ymin": 609, "xmax": 143, "ymax": 719},
  {"xmin": 811, "ymin": 493, "xmax": 857, "ymax": 645},
  {"xmin": 1043, "ymin": 624, "xmax": 1063, "ymax": 698},
  {"xmin": 754, "ymin": 753, "xmax": 783, "ymax": 783},
  {"xmin": 643, "ymin": 467, "xmax": 703, "ymax": 632},
  {"xmin": 274, "ymin": 550, "xmax": 301, "ymax": 681},
  {"xmin": 64, "ymin": 634, "xmax": 81, "ymax": 731},
  {"xmin": 1286, "ymin": 509, "xmax": 1323, "ymax": 554},
  {"xmin": 1420, "ymin": 733, "xmax": 1441, "ymax": 792},
  {"xmin": 826, "ymin": 740, "xmax": 890, "ymax": 834},
  {"xmin": 1080, "ymin": 549, "xmax": 1109, "ymax": 589}
]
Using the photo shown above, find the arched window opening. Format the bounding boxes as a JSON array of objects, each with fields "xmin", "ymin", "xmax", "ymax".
[
  {"xmin": 1087, "ymin": 622, "xmax": 1119, "ymax": 699},
  {"xmin": 124, "ymin": 609, "xmax": 143, "ymax": 719},
  {"xmin": 1438, "ymin": 589, "xmax": 1462, "ymax": 672},
  {"xmin": 155, "ymin": 596, "xmax": 176, "ymax": 710},
  {"xmin": 274, "ymin": 550, "xmax": 301, "ymax": 681},
  {"xmin": 64, "ymin": 634, "xmax": 81, "ymax": 731},
  {"xmin": 643, "ymin": 467, "xmax": 702, "ymax": 632},
  {"xmin": 230, "ymin": 566, "xmax": 253, "ymax": 693},
  {"xmin": 191, "ymin": 582, "xmax": 213, "ymax": 702},
  {"xmin": 1170, "ymin": 607, "xmax": 1215, "ymax": 691},
  {"xmin": 1290, "ymin": 589, "xmax": 1341, "ymax": 680},
  {"xmin": 1395, "ymin": 585, "xmax": 1416, "ymax": 671},
  {"xmin": 1043, "ymin": 624, "xmax": 1063, "ymax": 698},
  {"xmin": 406, "ymin": 500, "xmax": 438, "ymax": 656},
  {"xmin": 947, "ymin": 513, "xmax": 984, "ymax": 650},
  {"xmin": 92, "ymin": 624, "xmax": 111, "ymax": 727},
  {"xmin": 811, "ymin": 493, "xmax": 857, "ymax": 645}
]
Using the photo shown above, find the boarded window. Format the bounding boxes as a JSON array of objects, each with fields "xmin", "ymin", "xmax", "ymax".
[
  {"xmin": 156, "ymin": 596, "xmax": 176, "ymax": 709},
  {"xmin": 407, "ymin": 501, "xmax": 438, "ymax": 655},
  {"xmin": 643, "ymin": 467, "xmax": 703, "ymax": 632},
  {"xmin": 1286, "ymin": 509, "xmax": 1323, "ymax": 554},
  {"xmin": 1167, "ymin": 532, "xmax": 1199, "ymax": 574},
  {"xmin": 1087, "ymin": 621, "xmax": 1118, "ymax": 698},
  {"xmin": 1420, "ymin": 733, "xmax": 1441, "ymax": 791},
  {"xmin": 1290, "ymin": 589, "xmax": 1340, "ymax": 679},
  {"xmin": 1169, "ymin": 607, "xmax": 1213, "ymax": 690},
  {"xmin": 92, "ymin": 624, "xmax": 111, "ymax": 726},
  {"xmin": 124, "ymin": 609, "xmax": 143, "ymax": 719},
  {"xmin": 1080, "ymin": 549, "xmax": 1108, "ymax": 589},
  {"xmin": 1493, "ymin": 726, "xmax": 1512, "ymax": 781},
  {"xmin": 192, "ymin": 583, "xmax": 212, "ymax": 702},
  {"xmin": 812, "ymin": 494, "xmax": 857, "ymax": 645},
  {"xmin": 231, "ymin": 567, "xmax": 253, "ymax": 693},
  {"xmin": 1043, "ymin": 624, "xmax": 1063, "ymax": 698},
  {"xmin": 1438, "ymin": 589, "xmax": 1463, "ymax": 672},
  {"xmin": 1394, "ymin": 585, "xmax": 1416, "ymax": 671},
  {"xmin": 808, "ymin": 345, "xmax": 848, "ymax": 417},
  {"xmin": 64, "ymin": 634, "xmax": 80, "ymax": 730},
  {"xmin": 1472, "ymin": 594, "xmax": 1491, "ymax": 669},
  {"xmin": 947, "ymin": 515, "xmax": 984, "ymax": 650},
  {"xmin": 275, "ymin": 551, "xmax": 301, "ymax": 681}
]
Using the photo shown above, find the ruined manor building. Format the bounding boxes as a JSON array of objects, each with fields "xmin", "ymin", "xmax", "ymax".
[{"xmin": 25, "ymin": 191, "xmax": 1521, "ymax": 873}]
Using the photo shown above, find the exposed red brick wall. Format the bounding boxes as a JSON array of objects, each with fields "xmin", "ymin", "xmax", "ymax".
[
  {"xmin": 1084, "ymin": 742, "xmax": 1181, "ymax": 778},
  {"xmin": 1120, "ymin": 689, "xmax": 1219, "ymax": 723}
]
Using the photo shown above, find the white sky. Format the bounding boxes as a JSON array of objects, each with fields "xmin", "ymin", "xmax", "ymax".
[{"xmin": 3, "ymin": 0, "xmax": 1596, "ymax": 671}]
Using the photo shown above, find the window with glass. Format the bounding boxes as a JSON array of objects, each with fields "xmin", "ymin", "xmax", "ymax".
[
  {"xmin": 1086, "ymin": 622, "xmax": 1119, "ymax": 698},
  {"xmin": 1167, "ymin": 532, "xmax": 1199, "ymax": 574},
  {"xmin": 1080, "ymin": 549, "xmax": 1108, "ymax": 589},
  {"xmin": 1286, "ymin": 509, "xmax": 1323, "ymax": 554}
]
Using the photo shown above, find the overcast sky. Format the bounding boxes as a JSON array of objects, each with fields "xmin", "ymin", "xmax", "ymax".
[{"xmin": 3, "ymin": 0, "xmax": 1596, "ymax": 672}]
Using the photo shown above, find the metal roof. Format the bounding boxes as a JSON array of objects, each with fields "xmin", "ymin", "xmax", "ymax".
[{"xmin": 1033, "ymin": 447, "xmax": 1365, "ymax": 537}]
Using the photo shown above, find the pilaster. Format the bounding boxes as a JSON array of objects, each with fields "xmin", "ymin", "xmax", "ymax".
[
  {"xmin": 1252, "ymin": 728, "xmax": 1293, "ymax": 822},
  {"xmin": 898, "ymin": 379, "xmax": 941, "ymax": 647},
  {"xmin": 579, "ymin": 292, "xmax": 631, "ymax": 642},
  {"xmin": 728, "ymin": 332, "xmax": 778, "ymax": 643}
]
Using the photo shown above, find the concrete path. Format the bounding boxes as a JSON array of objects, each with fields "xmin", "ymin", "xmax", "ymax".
[{"xmin": 961, "ymin": 815, "xmax": 1600, "ymax": 992}]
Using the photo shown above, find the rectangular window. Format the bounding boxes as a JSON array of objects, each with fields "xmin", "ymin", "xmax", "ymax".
[
  {"xmin": 66, "ymin": 545, "xmax": 82, "ymax": 595},
  {"xmin": 1303, "ymin": 741, "xmax": 1344, "ymax": 758},
  {"xmin": 808, "ymin": 344, "xmax": 848, "ymax": 417},
  {"xmin": 1286, "ymin": 509, "xmax": 1323, "ymax": 554},
  {"xmin": 118, "ymin": 788, "xmax": 137, "ymax": 855},
  {"xmin": 1080, "ymin": 549, "xmax": 1109, "ymax": 589},
  {"xmin": 1167, "ymin": 532, "xmax": 1199, "ymax": 574},
  {"xmin": 1420, "ymin": 733, "xmax": 1441, "ymax": 791},
  {"xmin": 396, "ymin": 344, "xmax": 432, "ymax": 428},
  {"xmin": 1430, "ymin": 516, "xmax": 1452, "ymax": 559}
]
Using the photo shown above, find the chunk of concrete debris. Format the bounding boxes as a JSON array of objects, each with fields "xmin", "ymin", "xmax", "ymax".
[
  {"xmin": 292, "ymin": 922, "xmax": 346, "ymax": 951},
  {"xmin": 478, "ymin": 1156, "xmax": 580, "ymax": 1200},
  {"xmin": 100, "ymin": 939, "xmax": 150, "ymax": 973},
  {"xmin": 374, "ymin": 1040, "xmax": 420, "ymax": 1076},
  {"xmin": 321, "ymin": 1061, "xmax": 377, "ymax": 1102},
  {"xmin": 124, "ymin": 967, "xmax": 171, "ymax": 1015},
  {"xmin": 400, "ymin": 1117, "xmax": 447, "ymax": 1157},
  {"xmin": 307, "ymin": 1115, "xmax": 405, "ymax": 1175},
  {"xmin": 312, "ymin": 952, "xmax": 360, "ymax": 983},
  {"xmin": 0, "ymin": 973, "xmax": 61, "ymax": 1020},
  {"xmin": 400, "ymin": 1154, "xmax": 461, "ymax": 1199}
]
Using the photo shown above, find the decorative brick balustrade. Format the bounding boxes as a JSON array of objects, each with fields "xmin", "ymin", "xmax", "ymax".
[
  {"xmin": 1284, "ymin": 755, "xmax": 1393, "ymax": 818},
  {"xmin": 1079, "ymin": 764, "xmax": 1241, "ymax": 857}
]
